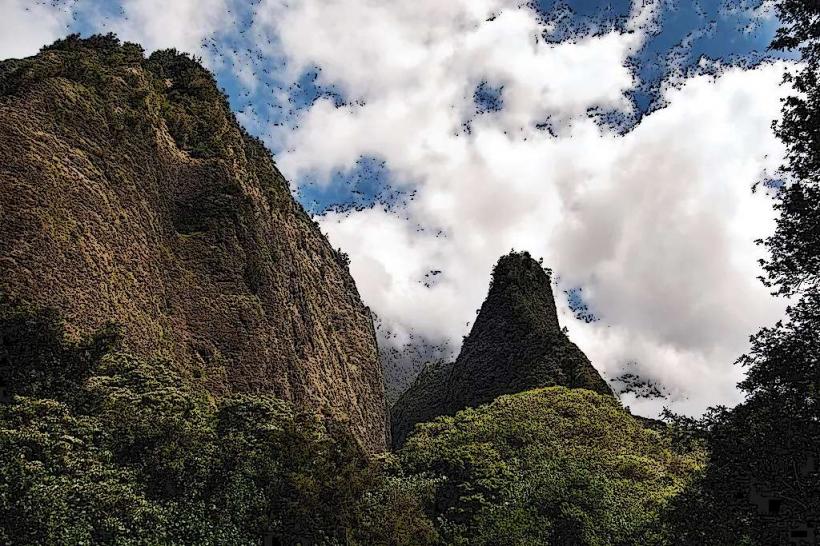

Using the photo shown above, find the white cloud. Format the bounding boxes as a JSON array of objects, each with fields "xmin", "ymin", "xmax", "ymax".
[
  {"xmin": 257, "ymin": 0, "xmax": 642, "ymax": 181},
  {"xmin": 255, "ymin": 0, "xmax": 793, "ymax": 418},
  {"xmin": 0, "ymin": 0, "xmax": 794, "ymax": 419},
  {"xmin": 0, "ymin": 0, "xmax": 73, "ymax": 59},
  {"xmin": 556, "ymin": 66, "xmax": 790, "ymax": 417},
  {"xmin": 109, "ymin": 0, "xmax": 231, "ymax": 56},
  {"xmin": 0, "ymin": 0, "xmax": 232, "ymax": 63}
]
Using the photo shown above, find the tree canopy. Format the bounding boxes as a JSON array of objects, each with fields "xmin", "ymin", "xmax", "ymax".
[{"xmin": 663, "ymin": 2, "xmax": 820, "ymax": 542}]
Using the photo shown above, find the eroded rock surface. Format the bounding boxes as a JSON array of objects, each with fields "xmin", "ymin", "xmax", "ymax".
[
  {"xmin": 392, "ymin": 251, "xmax": 612, "ymax": 448},
  {"xmin": 0, "ymin": 36, "xmax": 387, "ymax": 452}
]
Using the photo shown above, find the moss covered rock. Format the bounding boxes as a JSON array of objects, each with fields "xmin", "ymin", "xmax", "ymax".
[
  {"xmin": 0, "ymin": 35, "xmax": 386, "ymax": 452},
  {"xmin": 392, "ymin": 251, "xmax": 612, "ymax": 448}
]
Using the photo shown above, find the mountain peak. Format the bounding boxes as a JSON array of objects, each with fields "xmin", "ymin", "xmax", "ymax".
[
  {"xmin": 391, "ymin": 251, "xmax": 612, "ymax": 448},
  {"xmin": 447, "ymin": 251, "xmax": 611, "ymax": 411},
  {"xmin": 459, "ymin": 251, "xmax": 561, "ymax": 359}
]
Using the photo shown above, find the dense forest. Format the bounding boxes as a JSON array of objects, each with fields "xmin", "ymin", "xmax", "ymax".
[
  {"xmin": 0, "ymin": 299, "xmax": 705, "ymax": 544},
  {"xmin": 1, "ymin": 1, "xmax": 819, "ymax": 545}
]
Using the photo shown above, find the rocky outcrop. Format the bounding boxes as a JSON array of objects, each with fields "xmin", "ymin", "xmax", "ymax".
[
  {"xmin": 389, "ymin": 360, "xmax": 453, "ymax": 450},
  {"xmin": 447, "ymin": 252, "xmax": 612, "ymax": 406},
  {"xmin": 0, "ymin": 35, "xmax": 387, "ymax": 452},
  {"xmin": 391, "ymin": 251, "xmax": 612, "ymax": 448}
]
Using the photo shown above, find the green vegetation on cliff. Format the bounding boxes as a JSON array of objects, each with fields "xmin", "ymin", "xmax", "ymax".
[
  {"xmin": 392, "ymin": 251, "xmax": 613, "ymax": 448},
  {"xmin": 0, "ymin": 33, "xmax": 387, "ymax": 452},
  {"xmin": 399, "ymin": 387, "xmax": 704, "ymax": 545},
  {"xmin": 0, "ymin": 303, "xmax": 432, "ymax": 545},
  {"xmin": 0, "ymin": 299, "xmax": 704, "ymax": 545}
]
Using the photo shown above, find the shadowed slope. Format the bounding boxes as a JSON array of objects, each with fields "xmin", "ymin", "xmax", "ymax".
[
  {"xmin": 392, "ymin": 251, "xmax": 612, "ymax": 448},
  {"xmin": 447, "ymin": 252, "xmax": 612, "ymax": 409}
]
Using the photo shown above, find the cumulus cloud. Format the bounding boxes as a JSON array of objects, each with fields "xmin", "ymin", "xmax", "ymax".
[
  {"xmin": 254, "ymin": 0, "xmax": 792, "ymax": 417},
  {"xmin": 261, "ymin": 1, "xmax": 641, "ymax": 179},
  {"xmin": 558, "ymin": 65, "xmax": 790, "ymax": 416},
  {"xmin": 0, "ymin": 0, "xmax": 233, "ymax": 62},
  {"xmin": 108, "ymin": 0, "xmax": 231, "ymax": 56},
  {"xmin": 0, "ymin": 0, "xmax": 73, "ymax": 59},
  {"xmin": 0, "ymin": 0, "xmax": 792, "ymax": 418}
]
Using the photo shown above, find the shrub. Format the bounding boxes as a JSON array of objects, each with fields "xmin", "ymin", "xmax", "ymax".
[
  {"xmin": 398, "ymin": 387, "xmax": 706, "ymax": 545},
  {"xmin": 0, "ymin": 302, "xmax": 436, "ymax": 544}
]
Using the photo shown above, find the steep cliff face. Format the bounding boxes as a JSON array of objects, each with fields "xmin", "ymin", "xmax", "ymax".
[
  {"xmin": 447, "ymin": 252, "xmax": 612, "ymax": 407},
  {"xmin": 392, "ymin": 251, "xmax": 612, "ymax": 447},
  {"xmin": 0, "ymin": 35, "xmax": 386, "ymax": 452},
  {"xmin": 389, "ymin": 360, "xmax": 453, "ymax": 450}
]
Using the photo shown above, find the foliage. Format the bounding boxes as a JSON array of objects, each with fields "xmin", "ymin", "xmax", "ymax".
[
  {"xmin": 663, "ymin": 2, "xmax": 820, "ymax": 543},
  {"xmin": 398, "ymin": 387, "xmax": 705, "ymax": 545},
  {"xmin": 664, "ymin": 400, "xmax": 820, "ymax": 544},
  {"xmin": 0, "ymin": 297, "xmax": 119, "ymax": 401},
  {"xmin": 759, "ymin": 1, "xmax": 820, "ymax": 295},
  {"xmin": 0, "ymin": 300, "xmax": 709, "ymax": 545},
  {"xmin": 0, "ymin": 304, "xmax": 435, "ymax": 545},
  {"xmin": 1, "ymin": 33, "xmax": 237, "ymax": 158},
  {"xmin": 145, "ymin": 48, "xmax": 234, "ymax": 158},
  {"xmin": 0, "ymin": 397, "xmax": 170, "ymax": 545}
]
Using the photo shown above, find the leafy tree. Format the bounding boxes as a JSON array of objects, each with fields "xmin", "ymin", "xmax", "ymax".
[
  {"xmin": 665, "ymin": 2, "xmax": 820, "ymax": 542},
  {"xmin": 398, "ymin": 387, "xmax": 704, "ymax": 545},
  {"xmin": 760, "ymin": 1, "xmax": 820, "ymax": 295},
  {"xmin": 0, "ymin": 303, "xmax": 436, "ymax": 545},
  {"xmin": 0, "ymin": 297, "xmax": 119, "ymax": 401},
  {"xmin": 0, "ymin": 397, "xmax": 171, "ymax": 545}
]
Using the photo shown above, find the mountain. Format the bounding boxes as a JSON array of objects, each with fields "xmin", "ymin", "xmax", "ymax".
[
  {"xmin": 0, "ymin": 35, "xmax": 386, "ymax": 452},
  {"xmin": 392, "ymin": 251, "xmax": 612, "ymax": 447},
  {"xmin": 390, "ymin": 359, "xmax": 453, "ymax": 450}
]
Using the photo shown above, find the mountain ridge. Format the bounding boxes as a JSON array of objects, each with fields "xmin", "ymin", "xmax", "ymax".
[{"xmin": 0, "ymin": 35, "xmax": 387, "ymax": 451}]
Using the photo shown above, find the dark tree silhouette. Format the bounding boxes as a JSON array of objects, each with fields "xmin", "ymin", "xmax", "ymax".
[{"xmin": 668, "ymin": 2, "xmax": 820, "ymax": 543}]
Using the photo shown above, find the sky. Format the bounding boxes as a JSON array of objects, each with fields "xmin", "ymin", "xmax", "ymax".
[{"xmin": 1, "ymin": 0, "xmax": 800, "ymax": 417}]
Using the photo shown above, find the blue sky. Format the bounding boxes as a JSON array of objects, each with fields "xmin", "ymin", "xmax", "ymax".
[
  {"xmin": 55, "ymin": 0, "xmax": 790, "ymax": 216},
  {"xmin": 3, "ymin": 0, "xmax": 797, "ymax": 414}
]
